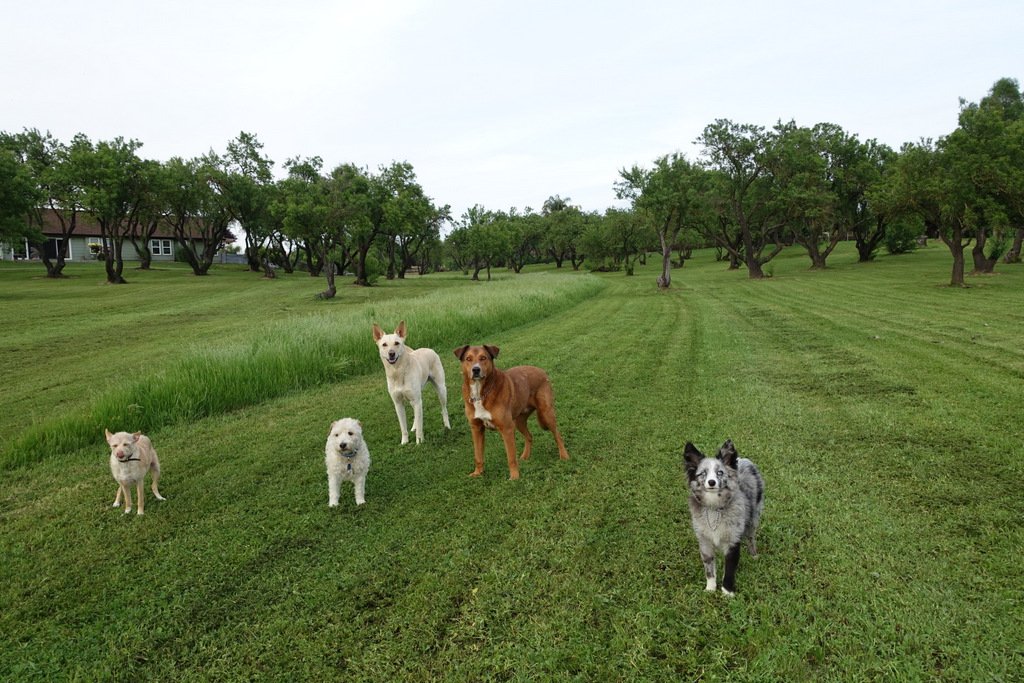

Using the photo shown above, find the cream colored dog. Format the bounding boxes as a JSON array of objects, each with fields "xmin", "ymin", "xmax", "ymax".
[
  {"xmin": 372, "ymin": 320, "xmax": 451, "ymax": 444},
  {"xmin": 325, "ymin": 418, "xmax": 371, "ymax": 506},
  {"xmin": 106, "ymin": 429, "xmax": 166, "ymax": 515}
]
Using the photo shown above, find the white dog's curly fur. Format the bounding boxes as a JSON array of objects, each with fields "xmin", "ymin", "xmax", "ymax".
[{"xmin": 325, "ymin": 418, "xmax": 371, "ymax": 507}]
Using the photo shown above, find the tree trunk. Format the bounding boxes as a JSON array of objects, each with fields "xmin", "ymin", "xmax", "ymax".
[
  {"xmin": 740, "ymin": 223, "xmax": 766, "ymax": 279},
  {"xmin": 353, "ymin": 244, "xmax": 371, "ymax": 286},
  {"xmin": 246, "ymin": 245, "xmax": 262, "ymax": 272},
  {"xmin": 1003, "ymin": 227, "xmax": 1023, "ymax": 263},
  {"xmin": 658, "ymin": 232, "xmax": 671, "ymax": 289},
  {"xmin": 317, "ymin": 261, "xmax": 337, "ymax": 299},
  {"xmin": 971, "ymin": 229, "xmax": 998, "ymax": 274},
  {"xmin": 942, "ymin": 227, "xmax": 968, "ymax": 287}
]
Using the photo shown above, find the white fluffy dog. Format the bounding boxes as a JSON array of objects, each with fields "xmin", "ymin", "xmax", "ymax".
[
  {"xmin": 325, "ymin": 418, "xmax": 371, "ymax": 507},
  {"xmin": 372, "ymin": 320, "xmax": 451, "ymax": 445}
]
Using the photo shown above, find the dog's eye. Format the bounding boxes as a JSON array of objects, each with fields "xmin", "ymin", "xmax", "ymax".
[{"xmin": 347, "ymin": 431, "xmax": 353, "ymax": 436}]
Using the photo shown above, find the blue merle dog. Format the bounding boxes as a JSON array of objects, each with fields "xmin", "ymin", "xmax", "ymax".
[{"xmin": 683, "ymin": 440, "xmax": 764, "ymax": 596}]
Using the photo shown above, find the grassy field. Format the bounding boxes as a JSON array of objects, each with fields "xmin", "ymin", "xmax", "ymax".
[{"xmin": 0, "ymin": 245, "xmax": 1021, "ymax": 681}]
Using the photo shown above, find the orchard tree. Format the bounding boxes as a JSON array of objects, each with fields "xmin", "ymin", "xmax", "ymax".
[
  {"xmin": 319, "ymin": 163, "xmax": 372, "ymax": 298},
  {"xmin": 540, "ymin": 195, "xmax": 585, "ymax": 268},
  {"xmin": 160, "ymin": 153, "xmax": 235, "ymax": 276},
  {"xmin": 274, "ymin": 156, "xmax": 328, "ymax": 275},
  {"xmin": 457, "ymin": 205, "xmax": 509, "ymax": 280},
  {"xmin": 768, "ymin": 121, "xmax": 837, "ymax": 269},
  {"xmin": 77, "ymin": 136, "xmax": 145, "ymax": 284},
  {"xmin": 221, "ymin": 132, "xmax": 275, "ymax": 272},
  {"xmin": 1, "ymin": 130, "xmax": 93, "ymax": 276},
  {"xmin": 893, "ymin": 140, "xmax": 975, "ymax": 286},
  {"xmin": 697, "ymin": 119, "xmax": 785, "ymax": 279},
  {"xmin": 125, "ymin": 159, "xmax": 167, "ymax": 270},
  {"xmin": 617, "ymin": 153, "xmax": 704, "ymax": 288},
  {"xmin": 854, "ymin": 140, "xmax": 900, "ymax": 262},
  {"xmin": 0, "ymin": 144, "xmax": 38, "ymax": 250},
  {"xmin": 951, "ymin": 78, "xmax": 1024, "ymax": 267},
  {"xmin": 506, "ymin": 207, "xmax": 544, "ymax": 273}
]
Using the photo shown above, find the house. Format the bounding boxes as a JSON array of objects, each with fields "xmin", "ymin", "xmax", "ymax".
[{"xmin": 1, "ymin": 209, "xmax": 233, "ymax": 261}]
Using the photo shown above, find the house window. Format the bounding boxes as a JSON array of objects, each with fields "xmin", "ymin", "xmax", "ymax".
[{"xmin": 149, "ymin": 239, "xmax": 173, "ymax": 256}]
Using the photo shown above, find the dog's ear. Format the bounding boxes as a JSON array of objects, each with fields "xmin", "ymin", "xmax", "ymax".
[
  {"xmin": 717, "ymin": 439, "xmax": 738, "ymax": 468},
  {"xmin": 132, "ymin": 432, "xmax": 142, "ymax": 443},
  {"xmin": 395, "ymin": 320, "xmax": 407, "ymax": 338},
  {"xmin": 372, "ymin": 324, "xmax": 384, "ymax": 342},
  {"xmin": 483, "ymin": 344, "xmax": 500, "ymax": 360},
  {"xmin": 453, "ymin": 345, "xmax": 469, "ymax": 360},
  {"xmin": 105, "ymin": 428, "xmax": 113, "ymax": 441},
  {"xmin": 683, "ymin": 442, "xmax": 703, "ymax": 480}
]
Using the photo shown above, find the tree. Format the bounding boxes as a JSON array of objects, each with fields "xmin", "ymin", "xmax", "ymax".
[
  {"xmin": 697, "ymin": 119, "xmax": 785, "ymax": 279},
  {"xmin": 274, "ymin": 156, "xmax": 328, "ymax": 276},
  {"xmin": 855, "ymin": 140, "xmax": 900, "ymax": 262},
  {"xmin": 1, "ymin": 129, "xmax": 91, "ymax": 276},
  {"xmin": 77, "ymin": 136, "xmax": 145, "ymax": 284},
  {"xmin": 0, "ymin": 145, "xmax": 38, "ymax": 250},
  {"xmin": 125, "ymin": 159, "xmax": 167, "ymax": 270},
  {"xmin": 457, "ymin": 205, "xmax": 508, "ymax": 280},
  {"xmin": 540, "ymin": 195, "xmax": 585, "ymax": 269},
  {"xmin": 617, "ymin": 154, "xmax": 704, "ymax": 288},
  {"xmin": 348, "ymin": 161, "xmax": 431, "ymax": 287},
  {"xmin": 893, "ymin": 140, "xmax": 973, "ymax": 286},
  {"xmin": 221, "ymin": 132, "xmax": 275, "ymax": 273},
  {"xmin": 505, "ymin": 207, "xmax": 544, "ymax": 273},
  {"xmin": 160, "ymin": 153, "xmax": 235, "ymax": 277},
  {"xmin": 768, "ymin": 121, "xmax": 837, "ymax": 269},
  {"xmin": 319, "ymin": 163, "xmax": 373, "ymax": 299}
]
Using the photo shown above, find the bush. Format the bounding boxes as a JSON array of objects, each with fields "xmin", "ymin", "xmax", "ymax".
[{"xmin": 885, "ymin": 216, "xmax": 923, "ymax": 255}]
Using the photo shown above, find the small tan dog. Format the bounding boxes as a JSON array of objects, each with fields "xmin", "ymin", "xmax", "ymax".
[
  {"xmin": 106, "ymin": 429, "xmax": 166, "ymax": 515},
  {"xmin": 453, "ymin": 344, "xmax": 569, "ymax": 480}
]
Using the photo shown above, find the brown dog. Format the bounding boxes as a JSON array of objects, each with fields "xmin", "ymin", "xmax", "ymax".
[{"xmin": 453, "ymin": 345, "xmax": 569, "ymax": 480}]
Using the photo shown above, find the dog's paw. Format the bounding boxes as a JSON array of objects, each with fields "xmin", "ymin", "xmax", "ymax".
[
  {"xmin": 155, "ymin": 494, "xmax": 167, "ymax": 501},
  {"xmin": 468, "ymin": 469, "xmax": 484, "ymax": 478},
  {"xmin": 356, "ymin": 500, "xmax": 365, "ymax": 506},
  {"xmin": 136, "ymin": 510, "xmax": 144, "ymax": 516},
  {"xmin": 705, "ymin": 579, "xmax": 717, "ymax": 592},
  {"xmin": 328, "ymin": 502, "xmax": 338, "ymax": 508},
  {"xmin": 112, "ymin": 501, "xmax": 121, "ymax": 508},
  {"xmin": 123, "ymin": 508, "xmax": 132, "ymax": 515},
  {"xmin": 721, "ymin": 587, "xmax": 735, "ymax": 598}
]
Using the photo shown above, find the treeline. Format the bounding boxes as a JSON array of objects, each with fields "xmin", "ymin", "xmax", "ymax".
[
  {"xmin": 1, "ymin": 78, "xmax": 1021, "ymax": 289},
  {"xmin": 617, "ymin": 77, "xmax": 1024, "ymax": 288}
]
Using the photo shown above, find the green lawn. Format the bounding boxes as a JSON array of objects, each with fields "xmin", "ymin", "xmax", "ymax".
[{"xmin": 1, "ymin": 245, "xmax": 1021, "ymax": 681}]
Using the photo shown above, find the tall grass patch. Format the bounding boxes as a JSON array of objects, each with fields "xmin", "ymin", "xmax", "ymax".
[{"xmin": 1, "ymin": 270, "xmax": 603, "ymax": 470}]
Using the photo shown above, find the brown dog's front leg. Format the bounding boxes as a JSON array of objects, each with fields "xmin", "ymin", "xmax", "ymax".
[
  {"xmin": 469, "ymin": 422, "xmax": 486, "ymax": 477},
  {"xmin": 500, "ymin": 427, "xmax": 520, "ymax": 480}
]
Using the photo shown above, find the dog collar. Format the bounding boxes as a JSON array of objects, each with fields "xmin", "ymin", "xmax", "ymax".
[
  {"xmin": 339, "ymin": 450, "xmax": 357, "ymax": 471},
  {"xmin": 117, "ymin": 456, "xmax": 141, "ymax": 463}
]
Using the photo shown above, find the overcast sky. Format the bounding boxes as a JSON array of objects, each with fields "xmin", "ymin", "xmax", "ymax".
[{"xmin": 2, "ymin": 1, "xmax": 1021, "ymax": 221}]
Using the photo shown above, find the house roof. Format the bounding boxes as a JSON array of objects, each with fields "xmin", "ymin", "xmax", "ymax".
[{"xmin": 37, "ymin": 208, "xmax": 235, "ymax": 242}]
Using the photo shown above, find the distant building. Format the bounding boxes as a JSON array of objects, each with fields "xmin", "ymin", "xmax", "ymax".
[{"xmin": 1, "ymin": 209, "xmax": 232, "ymax": 261}]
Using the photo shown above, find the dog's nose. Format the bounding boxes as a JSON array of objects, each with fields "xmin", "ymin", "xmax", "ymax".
[
  {"xmin": 707, "ymin": 479, "xmax": 717, "ymax": 488},
  {"xmin": 472, "ymin": 365, "xmax": 481, "ymax": 378},
  {"xmin": 340, "ymin": 442, "xmax": 348, "ymax": 450}
]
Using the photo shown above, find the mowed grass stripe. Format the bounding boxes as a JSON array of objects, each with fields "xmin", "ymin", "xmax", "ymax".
[
  {"xmin": 675, "ymin": 271, "xmax": 1022, "ymax": 679},
  {"xmin": 2, "ymin": 249, "xmax": 1022, "ymax": 681}
]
